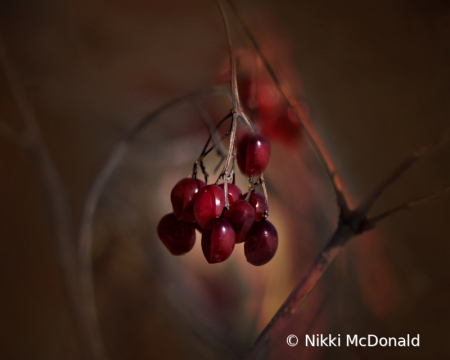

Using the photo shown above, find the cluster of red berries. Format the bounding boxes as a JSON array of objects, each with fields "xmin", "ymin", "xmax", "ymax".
[{"xmin": 157, "ymin": 131, "xmax": 278, "ymax": 266}]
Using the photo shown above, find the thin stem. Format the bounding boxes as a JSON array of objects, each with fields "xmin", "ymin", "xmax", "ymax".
[
  {"xmin": 217, "ymin": 0, "xmax": 241, "ymax": 210},
  {"xmin": 194, "ymin": 103, "xmax": 228, "ymax": 158},
  {"xmin": 0, "ymin": 120, "xmax": 25, "ymax": 146},
  {"xmin": 369, "ymin": 185, "xmax": 450, "ymax": 224},
  {"xmin": 189, "ymin": 112, "xmax": 232, "ymax": 180},
  {"xmin": 358, "ymin": 129, "xmax": 450, "ymax": 213},
  {"xmin": 77, "ymin": 87, "xmax": 228, "ymax": 360},
  {"xmin": 217, "ymin": 0, "xmax": 241, "ymax": 112},
  {"xmin": 246, "ymin": 225, "xmax": 354, "ymax": 360},
  {"xmin": 0, "ymin": 37, "xmax": 107, "ymax": 360},
  {"xmin": 225, "ymin": 0, "xmax": 350, "ymax": 209},
  {"xmin": 260, "ymin": 174, "xmax": 269, "ymax": 219}
]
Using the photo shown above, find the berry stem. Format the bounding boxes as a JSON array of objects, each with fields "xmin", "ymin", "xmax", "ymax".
[
  {"xmin": 0, "ymin": 38, "xmax": 107, "ymax": 360},
  {"xmin": 77, "ymin": 86, "xmax": 228, "ymax": 360},
  {"xmin": 260, "ymin": 174, "xmax": 269, "ymax": 219},
  {"xmin": 225, "ymin": 0, "xmax": 350, "ymax": 209},
  {"xmin": 369, "ymin": 185, "xmax": 450, "ymax": 224},
  {"xmin": 357, "ymin": 128, "xmax": 450, "ymax": 214}
]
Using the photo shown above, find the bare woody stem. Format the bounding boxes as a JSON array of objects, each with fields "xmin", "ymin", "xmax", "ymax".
[
  {"xmin": 369, "ymin": 185, "xmax": 450, "ymax": 223},
  {"xmin": 77, "ymin": 86, "xmax": 228, "ymax": 360},
  {"xmin": 225, "ymin": 0, "xmax": 350, "ymax": 209},
  {"xmin": 246, "ymin": 225, "xmax": 354, "ymax": 360},
  {"xmin": 260, "ymin": 174, "xmax": 269, "ymax": 219},
  {"xmin": 0, "ymin": 38, "xmax": 107, "ymax": 360},
  {"xmin": 217, "ymin": 0, "xmax": 242, "ymax": 210},
  {"xmin": 189, "ymin": 112, "xmax": 232, "ymax": 181}
]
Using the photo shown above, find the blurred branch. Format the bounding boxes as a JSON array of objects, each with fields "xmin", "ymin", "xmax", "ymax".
[
  {"xmin": 358, "ymin": 129, "xmax": 450, "ymax": 213},
  {"xmin": 0, "ymin": 38, "xmax": 107, "ymax": 360},
  {"xmin": 369, "ymin": 185, "xmax": 450, "ymax": 223},
  {"xmin": 225, "ymin": 0, "xmax": 350, "ymax": 209},
  {"xmin": 0, "ymin": 120, "xmax": 25, "ymax": 146},
  {"xmin": 217, "ymin": 2, "xmax": 450, "ymax": 358},
  {"xmin": 77, "ymin": 86, "xmax": 229, "ymax": 358}
]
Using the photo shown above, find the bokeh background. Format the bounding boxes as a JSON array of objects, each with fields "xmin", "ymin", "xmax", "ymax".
[{"xmin": 1, "ymin": 0, "xmax": 450, "ymax": 359}]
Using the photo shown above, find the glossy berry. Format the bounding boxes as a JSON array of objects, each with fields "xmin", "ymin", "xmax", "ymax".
[
  {"xmin": 194, "ymin": 184, "xmax": 225, "ymax": 228},
  {"xmin": 224, "ymin": 200, "xmax": 255, "ymax": 243},
  {"xmin": 171, "ymin": 178, "xmax": 205, "ymax": 222},
  {"xmin": 218, "ymin": 183, "xmax": 242, "ymax": 204},
  {"xmin": 236, "ymin": 132, "xmax": 270, "ymax": 177},
  {"xmin": 201, "ymin": 218, "xmax": 236, "ymax": 263},
  {"xmin": 157, "ymin": 213, "xmax": 196, "ymax": 256},
  {"xmin": 242, "ymin": 191, "xmax": 266, "ymax": 221},
  {"xmin": 244, "ymin": 220, "xmax": 278, "ymax": 266}
]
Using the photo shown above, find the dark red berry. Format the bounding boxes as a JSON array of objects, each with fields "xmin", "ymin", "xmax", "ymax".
[
  {"xmin": 236, "ymin": 132, "xmax": 270, "ymax": 177},
  {"xmin": 242, "ymin": 191, "xmax": 266, "ymax": 221},
  {"xmin": 170, "ymin": 178, "xmax": 205, "ymax": 222},
  {"xmin": 244, "ymin": 220, "xmax": 278, "ymax": 266},
  {"xmin": 201, "ymin": 218, "xmax": 236, "ymax": 263},
  {"xmin": 194, "ymin": 184, "xmax": 225, "ymax": 228},
  {"xmin": 259, "ymin": 108, "xmax": 302, "ymax": 146},
  {"xmin": 157, "ymin": 213, "xmax": 196, "ymax": 256},
  {"xmin": 218, "ymin": 183, "xmax": 242, "ymax": 204},
  {"xmin": 223, "ymin": 200, "xmax": 255, "ymax": 243}
]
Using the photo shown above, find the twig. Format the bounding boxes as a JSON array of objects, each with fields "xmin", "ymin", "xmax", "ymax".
[
  {"xmin": 193, "ymin": 102, "xmax": 227, "ymax": 158},
  {"xmin": 77, "ymin": 86, "xmax": 229, "ymax": 360},
  {"xmin": 216, "ymin": 0, "xmax": 241, "ymax": 210},
  {"xmin": 357, "ymin": 129, "xmax": 450, "ymax": 213},
  {"xmin": 369, "ymin": 185, "xmax": 450, "ymax": 224},
  {"xmin": 225, "ymin": 0, "xmax": 350, "ymax": 209},
  {"xmin": 246, "ymin": 225, "xmax": 354, "ymax": 360},
  {"xmin": 0, "ymin": 120, "xmax": 25, "ymax": 146},
  {"xmin": 0, "ymin": 38, "xmax": 107, "ymax": 360},
  {"xmin": 260, "ymin": 174, "xmax": 269, "ymax": 219},
  {"xmin": 188, "ymin": 112, "xmax": 232, "ymax": 181}
]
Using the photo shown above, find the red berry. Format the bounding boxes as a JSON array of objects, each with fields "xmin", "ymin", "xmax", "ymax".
[
  {"xmin": 170, "ymin": 178, "xmax": 205, "ymax": 222},
  {"xmin": 223, "ymin": 200, "xmax": 255, "ymax": 243},
  {"xmin": 201, "ymin": 218, "xmax": 236, "ymax": 263},
  {"xmin": 218, "ymin": 183, "xmax": 242, "ymax": 204},
  {"xmin": 259, "ymin": 108, "xmax": 302, "ymax": 146},
  {"xmin": 194, "ymin": 184, "xmax": 225, "ymax": 228},
  {"xmin": 236, "ymin": 132, "xmax": 270, "ymax": 177},
  {"xmin": 157, "ymin": 213, "xmax": 196, "ymax": 256},
  {"xmin": 244, "ymin": 220, "xmax": 278, "ymax": 266},
  {"xmin": 242, "ymin": 191, "xmax": 266, "ymax": 221}
]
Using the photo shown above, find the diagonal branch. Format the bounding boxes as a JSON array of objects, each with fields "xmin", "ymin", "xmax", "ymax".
[
  {"xmin": 246, "ymin": 225, "xmax": 354, "ymax": 360},
  {"xmin": 0, "ymin": 120, "xmax": 25, "ymax": 146},
  {"xmin": 358, "ymin": 129, "xmax": 450, "ymax": 213},
  {"xmin": 225, "ymin": 0, "xmax": 350, "ymax": 209},
  {"xmin": 0, "ymin": 37, "xmax": 107, "ymax": 360},
  {"xmin": 369, "ymin": 185, "xmax": 450, "ymax": 224},
  {"xmin": 77, "ymin": 86, "xmax": 229, "ymax": 360}
]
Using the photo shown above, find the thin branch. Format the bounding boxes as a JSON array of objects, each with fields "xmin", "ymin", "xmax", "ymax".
[
  {"xmin": 246, "ymin": 225, "xmax": 354, "ymax": 360},
  {"xmin": 188, "ymin": 111, "xmax": 232, "ymax": 181},
  {"xmin": 216, "ymin": 0, "xmax": 241, "ymax": 210},
  {"xmin": 0, "ymin": 37, "xmax": 107, "ymax": 360},
  {"xmin": 260, "ymin": 174, "xmax": 269, "ymax": 219},
  {"xmin": 193, "ymin": 101, "xmax": 226, "ymax": 158},
  {"xmin": 77, "ymin": 87, "xmax": 229, "ymax": 360},
  {"xmin": 225, "ymin": 0, "xmax": 350, "ymax": 209},
  {"xmin": 358, "ymin": 129, "xmax": 450, "ymax": 213},
  {"xmin": 369, "ymin": 185, "xmax": 450, "ymax": 224},
  {"xmin": 0, "ymin": 120, "xmax": 25, "ymax": 146}
]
